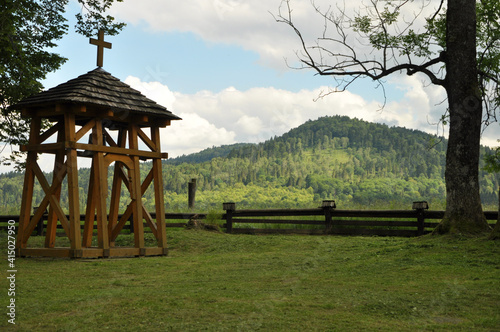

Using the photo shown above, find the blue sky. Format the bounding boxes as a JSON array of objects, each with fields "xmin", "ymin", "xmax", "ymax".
[{"xmin": 34, "ymin": 0, "xmax": 498, "ymax": 164}]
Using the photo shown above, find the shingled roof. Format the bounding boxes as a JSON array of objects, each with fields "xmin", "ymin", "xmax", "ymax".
[{"xmin": 11, "ymin": 68, "xmax": 181, "ymax": 121}]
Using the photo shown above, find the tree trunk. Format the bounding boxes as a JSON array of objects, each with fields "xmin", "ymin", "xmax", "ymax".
[{"xmin": 434, "ymin": 0, "xmax": 491, "ymax": 234}]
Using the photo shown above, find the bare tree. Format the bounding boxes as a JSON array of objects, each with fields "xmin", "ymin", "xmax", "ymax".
[{"xmin": 276, "ymin": 0, "xmax": 500, "ymax": 234}]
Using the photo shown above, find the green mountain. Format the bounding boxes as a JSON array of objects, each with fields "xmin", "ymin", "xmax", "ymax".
[{"xmin": 0, "ymin": 115, "xmax": 498, "ymax": 214}]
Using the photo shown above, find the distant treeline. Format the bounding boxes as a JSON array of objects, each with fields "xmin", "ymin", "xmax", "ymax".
[{"xmin": 0, "ymin": 116, "xmax": 498, "ymax": 213}]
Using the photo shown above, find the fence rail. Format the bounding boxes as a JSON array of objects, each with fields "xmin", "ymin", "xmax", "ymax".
[
  {"xmin": 0, "ymin": 200, "xmax": 498, "ymax": 237},
  {"xmin": 221, "ymin": 202, "xmax": 498, "ymax": 237}
]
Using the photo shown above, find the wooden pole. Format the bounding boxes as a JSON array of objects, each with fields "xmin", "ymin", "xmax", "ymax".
[
  {"xmin": 108, "ymin": 128, "xmax": 127, "ymax": 245},
  {"xmin": 412, "ymin": 201, "xmax": 429, "ymax": 236},
  {"xmin": 322, "ymin": 200, "xmax": 336, "ymax": 234},
  {"xmin": 45, "ymin": 125, "xmax": 65, "ymax": 248},
  {"xmin": 151, "ymin": 126, "xmax": 167, "ymax": 252},
  {"xmin": 129, "ymin": 123, "xmax": 145, "ymax": 253},
  {"xmin": 188, "ymin": 178, "xmax": 197, "ymax": 210},
  {"xmin": 223, "ymin": 202, "xmax": 236, "ymax": 233},
  {"xmin": 17, "ymin": 116, "xmax": 41, "ymax": 252},
  {"xmin": 64, "ymin": 112, "xmax": 82, "ymax": 257},
  {"xmin": 94, "ymin": 119, "xmax": 110, "ymax": 254}
]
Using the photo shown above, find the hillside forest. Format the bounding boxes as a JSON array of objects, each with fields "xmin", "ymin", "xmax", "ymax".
[{"xmin": 0, "ymin": 116, "xmax": 498, "ymax": 214}]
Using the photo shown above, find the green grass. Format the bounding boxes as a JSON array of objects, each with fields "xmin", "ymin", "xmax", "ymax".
[{"xmin": 1, "ymin": 230, "xmax": 499, "ymax": 331}]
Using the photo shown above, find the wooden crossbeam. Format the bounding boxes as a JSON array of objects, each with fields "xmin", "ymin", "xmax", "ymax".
[
  {"xmin": 39, "ymin": 122, "xmax": 62, "ymax": 143},
  {"xmin": 31, "ymin": 161, "xmax": 70, "ymax": 238},
  {"xmin": 111, "ymin": 204, "xmax": 133, "ymax": 241},
  {"xmin": 45, "ymin": 129, "xmax": 65, "ymax": 248},
  {"xmin": 75, "ymin": 119, "xmax": 96, "ymax": 142},
  {"xmin": 142, "ymin": 207, "xmax": 158, "ymax": 239},
  {"xmin": 103, "ymin": 129, "xmax": 118, "ymax": 147},
  {"xmin": 137, "ymin": 127, "xmax": 156, "ymax": 151},
  {"xmin": 107, "ymin": 129, "xmax": 127, "ymax": 241},
  {"xmin": 141, "ymin": 168, "xmax": 154, "ymax": 195}
]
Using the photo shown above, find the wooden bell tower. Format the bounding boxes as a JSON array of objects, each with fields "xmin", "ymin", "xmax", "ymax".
[{"xmin": 13, "ymin": 32, "xmax": 181, "ymax": 258}]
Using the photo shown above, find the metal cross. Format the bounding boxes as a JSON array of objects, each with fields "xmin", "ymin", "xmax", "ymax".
[{"xmin": 89, "ymin": 30, "xmax": 112, "ymax": 68}]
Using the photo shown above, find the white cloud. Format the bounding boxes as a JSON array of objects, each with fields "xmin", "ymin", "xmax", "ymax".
[
  {"xmin": 126, "ymin": 75, "xmax": 492, "ymax": 160},
  {"xmin": 161, "ymin": 113, "xmax": 236, "ymax": 158},
  {"xmin": 124, "ymin": 76, "xmax": 176, "ymax": 110},
  {"xmin": 111, "ymin": 0, "xmax": 308, "ymax": 69},
  {"xmin": 111, "ymin": 0, "xmax": 445, "ymax": 71}
]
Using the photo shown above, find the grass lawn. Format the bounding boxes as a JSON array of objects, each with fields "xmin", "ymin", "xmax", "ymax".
[{"xmin": 1, "ymin": 230, "xmax": 499, "ymax": 331}]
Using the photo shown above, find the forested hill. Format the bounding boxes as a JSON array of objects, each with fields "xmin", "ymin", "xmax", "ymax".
[
  {"xmin": 0, "ymin": 115, "xmax": 498, "ymax": 213},
  {"xmin": 159, "ymin": 115, "xmax": 497, "ymax": 210},
  {"xmin": 228, "ymin": 115, "xmax": 447, "ymax": 179},
  {"xmin": 166, "ymin": 143, "xmax": 251, "ymax": 165}
]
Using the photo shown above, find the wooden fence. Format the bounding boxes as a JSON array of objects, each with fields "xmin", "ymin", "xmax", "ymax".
[
  {"xmin": 0, "ymin": 200, "xmax": 498, "ymax": 237},
  {"xmin": 222, "ymin": 201, "xmax": 499, "ymax": 237}
]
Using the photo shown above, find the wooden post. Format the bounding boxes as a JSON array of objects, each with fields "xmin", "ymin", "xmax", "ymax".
[
  {"xmin": 129, "ymin": 123, "xmax": 145, "ymax": 253},
  {"xmin": 412, "ymin": 201, "xmax": 429, "ymax": 236},
  {"xmin": 94, "ymin": 119, "xmax": 110, "ymax": 255},
  {"xmin": 322, "ymin": 200, "xmax": 336, "ymax": 234},
  {"xmin": 108, "ymin": 128, "xmax": 127, "ymax": 244},
  {"xmin": 151, "ymin": 125, "xmax": 167, "ymax": 253},
  {"xmin": 16, "ymin": 116, "xmax": 41, "ymax": 252},
  {"xmin": 64, "ymin": 112, "xmax": 82, "ymax": 258},
  {"xmin": 188, "ymin": 178, "xmax": 197, "ymax": 210},
  {"xmin": 45, "ymin": 126, "xmax": 65, "ymax": 248},
  {"xmin": 223, "ymin": 202, "xmax": 236, "ymax": 233}
]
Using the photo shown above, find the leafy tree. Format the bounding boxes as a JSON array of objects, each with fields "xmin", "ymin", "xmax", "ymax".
[
  {"xmin": 0, "ymin": 0, "xmax": 125, "ymax": 170},
  {"xmin": 275, "ymin": 0, "xmax": 500, "ymax": 235}
]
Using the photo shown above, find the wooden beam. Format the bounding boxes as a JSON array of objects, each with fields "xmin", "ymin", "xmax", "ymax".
[
  {"xmin": 21, "ymin": 141, "xmax": 168, "ymax": 159},
  {"xmin": 23, "ymin": 193, "xmax": 50, "ymax": 244},
  {"xmin": 141, "ymin": 168, "xmax": 154, "ymax": 195},
  {"xmin": 103, "ymin": 154, "xmax": 133, "ymax": 169},
  {"xmin": 103, "ymin": 128, "xmax": 117, "ymax": 147},
  {"xmin": 45, "ymin": 127, "xmax": 65, "ymax": 248},
  {"xmin": 137, "ymin": 128, "xmax": 156, "ymax": 151},
  {"xmin": 20, "ymin": 142, "xmax": 65, "ymax": 153},
  {"xmin": 71, "ymin": 142, "xmax": 164, "ymax": 159},
  {"xmin": 17, "ymin": 117, "xmax": 41, "ymax": 249},
  {"xmin": 128, "ymin": 123, "xmax": 144, "ymax": 250},
  {"xmin": 94, "ymin": 119, "xmax": 110, "ymax": 251},
  {"xmin": 142, "ymin": 206, "xmax": 158, "ymax": 239},
  {"xmin": 71, "ymin": 105, "xmax": 87, "ymax": 114},
  {"xmin": 39, "ymin": 122, "xmax": 62, "ymax": 144},
  {"xmin": 64, "ymin": 112, "xmax": 82, "ymax": 251},
  {"xmin": 156, "ymin": 119, "xmax": 171, "ymax": 127},
  {"xmin": 75, "ymin": 119, "xmax": 96, "ymax": 142},
  {"xmin": 31, "ymin": 161, "xmax": 70, "ymax": 237},
  {"xmin": 107, "ymin": 128, "xmax": 127, "ymax": 242},
  {"xmin": 152, "ymin": 125, "xmax": 167, "ymax": 248},
  {"xmin": 134, "ymin": 115, "xmax": 148, "ymax": 123},
  {"xmin": 116, "ymin": 164, "xmax": 131, "ymax": 192},
  {"xmin": 83, "ymin": 163, "xmax": 97, "ymax": 248},
  {"xmin": 111, "ymin": 204, "xmax": 133, "ymax": 242}
]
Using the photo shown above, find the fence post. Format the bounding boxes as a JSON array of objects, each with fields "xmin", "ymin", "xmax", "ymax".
[
  {"xmin": 322, "ymin": 200, "xmax": 336, "ymax": 234},
  {"xmin": 223, "ymin": 202, "xmax": 236, "ymax": 234},
  {"xmin": 188, "ymin": 178, "xmax": 197, "ymax": 210},
  {"xmin": 412, "ymin": 201, "xmax": 429, "ymax": 236}
]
